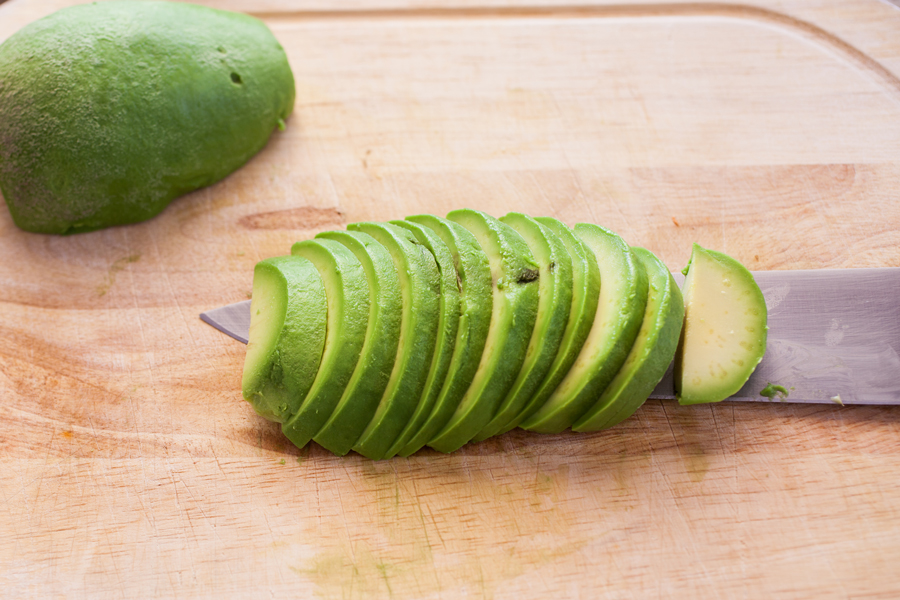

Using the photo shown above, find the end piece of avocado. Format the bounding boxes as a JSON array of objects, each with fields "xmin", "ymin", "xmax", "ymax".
[{"xmin": 675, "ymin": 244, "xmax": 768, "ymax": 405}]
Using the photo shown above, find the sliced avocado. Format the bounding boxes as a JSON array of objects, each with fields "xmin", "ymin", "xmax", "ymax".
[
  {"xmin": 500, "ymin": 217, "xmax": 601, "ymax": 431},
  {"xmin": 573, "ymin": 247, "xmax": 684, "ymax": 431},
  {"xmin": 521, "ymin": 224, "xmax": 648, "ymax": 434},
  {"xmin": 0, "ymin": 2, "xmax": 295, "ymax": 234},
  {"xmin": 381, "ymin": 220, "xmax": 461, "ymax": 459},
  {"xmin": 280, "ymin": 239, "xmax": 370, "ymax": 449},
  {"xmin": 242, "ymin": 256, "xmax": 327, "ymax": 424},
  {"xmin": 310, "ymin": 231, "xmax": 402, "ymax": 456},
  {"xmin": 348, "ymin": 222, "xmax": 441, "ymax": 460},
  {"xmin": 428, "ymin": 209, "xmax": 540, "ymax": 453},
  {"xmin": 394, "ymin": 214, "xmax": 493, "ymax": 457},
  {"xmin": 675, "ymin": 244, "xmax": 768, "ymax": 405},
  {"xmin": 471, "ymin": 212, "xmax": 573, "ymax": 441}
]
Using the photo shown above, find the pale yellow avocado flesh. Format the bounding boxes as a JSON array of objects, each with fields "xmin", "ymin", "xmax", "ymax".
[{"xmin": 675, "ymin": 244, "xmax": 767, "ymax": 405}]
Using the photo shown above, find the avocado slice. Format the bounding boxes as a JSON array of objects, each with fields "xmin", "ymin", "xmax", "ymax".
[
  {"xmin": 310, "ymin": 231, "xmax": 402, "ymax": 456},
  {"xmin": 521, "ymin": 224, "xmax": 648, "ymax": 433},
  {"xmin": 348, "ymin": 222, "xmax": 441, "ymax": 460},
  {"xmin": 380, "ymin": 220, "xmax": 462, "ymax": 459},
  {"xmin": 393, "ymin": 214, "xmax": 494, "ymax": 457},
  {"xmin": 242, "ymin": 256, "xmax": 327, "ymax": 424},
  {"xmin": 0, "ymin": 2, "xmax": 295, "ymax": 234},
  {"xmin": 471, "ymin": 212, "xmax": 574, "ymax": 441},
  {"xmin": 675, "ymin": 244, "xmax": 768, "ymax": 405},
  {"xmin": 428, "ymin": 209, "xmax": 540, "ymax": 453},
  {"xmin": 280, "ymin": 239, "xmax": 370, "ymax": 450},
  {"xmin": 573, "ymin": 247, "xmax": 684, "ymax": 431},
  {"xmin": 499, "ymin": 217, "xmax": 601, "ymax": 431}
]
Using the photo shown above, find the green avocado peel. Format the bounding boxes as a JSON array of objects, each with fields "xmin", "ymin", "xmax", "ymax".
[{"xmin": 0, "ymin": 1, "xmax": 295, "ymax": 234}]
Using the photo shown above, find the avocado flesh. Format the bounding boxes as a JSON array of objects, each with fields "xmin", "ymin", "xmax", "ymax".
[
  {"xmin": 521, "ymin": 223, "xmax": 648, "ymax": 434},
  {"xmin": 0, "ymin": 1, "xmax": 295, "ymax": 234},
  {"xmin": 471, "ymin": 213, "xmax": 573, "ymax": 441},
  {"xmin": 499, "ymin": 217, "xmax": 601, "ymax": 432},
  {"xmin": 573, "ymin": 247, "xmax": 684, "ymax": 431},
  {"xmin": 394, "ymin": 214, "xmax": 493, "ymax": 457},
  {"xmin": 280, "ymin": 239, "xmax": 370, "ymax": 449},
  {"xmin": 675, "ymin": 244, "xmax": 768, "ymax": 405},
  {"xmin": 242, "ymin": 256, "xmax": 327, "ymax": 424},
  {"xmin": 381, "ymin": 220, "xmax": 462, "ymax": 459},
  {"xmin": 310, "ymin": 231, "xmax": 402, "ymax": 456},
  {"xmin": 348, "ymin": 222, "xmax": 441, "ymax": 460},
  {"xmin": 428, "ymin": 209, "xmax": 540, "ymax": 453}
]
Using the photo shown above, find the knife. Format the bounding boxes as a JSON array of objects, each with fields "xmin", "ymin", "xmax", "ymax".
[{"xmin": 201, "ymin": 268, "xmax": 900, "ymax": 405}]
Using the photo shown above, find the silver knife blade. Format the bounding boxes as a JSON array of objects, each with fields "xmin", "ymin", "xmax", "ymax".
[
  {"xmin": 201, "ymin": 268, "xmax": 900, "ymax": 405},
  {"xmin": 201, "ymin": 300, "xmax": 251, "ymax": 345}
]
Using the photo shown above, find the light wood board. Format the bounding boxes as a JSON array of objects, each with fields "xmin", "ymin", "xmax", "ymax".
[{"xmin": 1, "ymin": 0, "xmax": 899, "ymax": 597}]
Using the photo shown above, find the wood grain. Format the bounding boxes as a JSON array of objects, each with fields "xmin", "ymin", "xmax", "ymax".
[{"xmin": 1, "ymin": 0, "xmax": 899, "ymax": 597}]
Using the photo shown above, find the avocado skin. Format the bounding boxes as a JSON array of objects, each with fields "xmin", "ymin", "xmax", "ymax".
[{"xmin": 0, "ymin": 1, "xmax": 295, "ymax": 234}]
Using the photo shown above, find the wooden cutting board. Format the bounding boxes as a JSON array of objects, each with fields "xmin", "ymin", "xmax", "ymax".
[{"xmin": 1, "ymin": 0, "xmax": 898, "ymax": 597}]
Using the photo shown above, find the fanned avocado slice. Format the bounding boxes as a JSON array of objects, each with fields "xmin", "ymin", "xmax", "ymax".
[
  {"xmin": 394, "ymin": 214, "xmax": 493, "ymax": 457},
  {"xmin": 349, "ymin": 222, "xmax": 441, "ymax": 460},
  {"xmin": 381, "ymin": 220, "xmax": 462, "ymax": 459},
  {"xmin": 471, "ymin": 212, "xmax": 573, "ymax": 441},
  {"xmin": 675, "ymin": 244, "xmax": 768, "ymax": 405},
  {"xmin": 521, "ymin": 223, "xmax": 648, "ymax": 434},
  {"xmin": 242, "ymin": 256, "xmax": 327, "ymax": 424},
  {"xmin": 573, "ymin": 247, "xmax": 684, "ymax": 431},
  {"xmin": 500, "ymin": 217, "xmax": 601, "ymax": 431},
  {"xmin": 280, "ymin": 239, "xmax": 369, "ymax": 450},
  {"xmin": 311, "ymin": 231, "xmax": 402, "ymax": 456},
  {"xmin": 428, "ymin": 209, "xmax": 540, "ymax": 453}
]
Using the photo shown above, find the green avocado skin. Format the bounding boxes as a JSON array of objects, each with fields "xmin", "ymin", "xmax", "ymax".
[{"xmin": 0, "ymin": 1, "xmax": 295, "ymax": 234}]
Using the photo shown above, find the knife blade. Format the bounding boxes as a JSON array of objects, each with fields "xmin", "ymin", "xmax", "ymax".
[{"xmin": 201, "ymin": 268, "xmax": 900, "ymax": 405}]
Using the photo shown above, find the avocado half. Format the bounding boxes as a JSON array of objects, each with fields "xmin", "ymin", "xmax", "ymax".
[
  {"xmin": 0, "ymin": 1, "xmax": 295, "ymax": 234},
  {"xmin": 240, "ymin": 210, "xmax": 767, "ymax": 458}
]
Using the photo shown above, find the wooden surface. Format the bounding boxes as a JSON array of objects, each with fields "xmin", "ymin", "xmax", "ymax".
[{"xmin": 2, "ymin": 0, "xmax": 900, "ymax": 597}]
